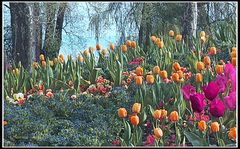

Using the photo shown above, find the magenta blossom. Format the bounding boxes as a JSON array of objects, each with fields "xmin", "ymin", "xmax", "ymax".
[
  {"xmin": 132, "ymin": 57, "xmax": 144, "ymax": 62},
  {"xmin": 209, "ymin": 99, "xmax": 225, "ymax": 118},
  {"xmin": 190, "ymin": 93, "xmax": 205, "ymax": 113},
  {"xmin": 163, "ymin": 78, "xmax": 172, "ymax": 83},
  {"xmin": 215, "ymin": 75, "xmax": 228, "ymax": 93},
  {"xmin": 143, "ymin": 134, "xmax": 155, "ymax": 146},
  {"xmin": 194, "ymin": 112, "xmax": 210, "ymax": 122},
  {"xmin": 224, "ymin": 91, "xmax": 236, "ymax": 111},
  {"xmin": 181, "ymin": 84, "xmax": 196, "ymax": 101},
  {"xmin": 229, "ymin": 69, "xmax": 236, "ymax": 92},
  {"xmin": 128, "ymin": 61, "xmax": 141, "ymax": 65},
  {"xmin": 224, "ymin": 63, "xmax": 235, "ymax": 78},
  {"xmin": 112, "ymin": 139, "xmax": 121, "ymax": 146},
  {"xmin": 202, "ymin": 81, "xmax": 219, "ymax": 100}
]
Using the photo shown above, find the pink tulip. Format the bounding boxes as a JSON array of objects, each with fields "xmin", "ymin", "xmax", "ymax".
[
  {"xmin": 229, "ymin": 69, "xmax": 236, "ymax": 92},
  {"xmin": 38, "ymin": 90, "xmax": 44, "ymax": 95},
  {"xmin": 128, "ymin": 61, "xmax": 141, "ymax": 65},
  {"xmin": 215, "ymin": 75, "xmax": 228, "ymax": 93},
  {"xmin": 181, "ymin": 84, "xmax": 196, "ymax": 101},
  {"xmin": 46, "ymin": 91, "xmax": 54, "ymax": 98},
  {"xmin": 224, "ymin": 91, "xmax": 236, "ymax": 111},
  {"xmin": 143, "ymin": 134, "xmax": 155, "ymax": 146},
  {"xmin": 209, "ymin": 99, "xmax": 225, "ymax": 117},
  {"xmin": 112, "ymin": 139, "xmax": 121, "ymax": 146},
  {"xmin": 190, "ymin": 93, "xmax": 205, "ymax": 113},
  {"xmin": 194, "ymin": 112, "xmax": 210, "ymax": 122},
  {"xmin": 202, "ymin": 81, "xmax": 219, "ymax": 101},
  {"xmin": 224, "ymin": 63, "xmax": 235, "ymax": 79}
]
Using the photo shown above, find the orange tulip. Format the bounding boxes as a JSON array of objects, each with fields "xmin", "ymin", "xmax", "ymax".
[
  {"xmin": 89, "ymin": 47, "xmax": 94, "ymax": 53},
  {"xmin": 160, "ymin": 70, "xmax": 168, "ymax": 79},
  {"xmin": 153, "ymin": 110, "xmax": 161, "ymax": 120},
  {"xmin": 172, "ymin": 73, "xmax": 180, "ymax": 82},
  {"xmin": 228, "ymin": 127, "xmax": 236, "ymax": 141},
  {"xmin": 59, "ymin": 54, "xmax": 64, "ymax": 60},
  {"xmin": 58, "ymin": 54, "xmax": 64, "ymax": 63},
  {"xmin": 232, "ymin": 58, "xmax": 236, "ymax": 66},
  {"xmin": 131, "ymin": 41, "xmax": 136, "ymax": 49},
  {"xmin": 146, "ymin": 75, "xmax": 154, "ymax": 85},
  {"xmin": 176, "ymin": 34, "xmax": 182, "ymax": 42},
  {"xmin": 211, "ymin": 122, "xmax": 220, "ymax": 133},
  {"xmin": 126, "ymin": 40, "xmax": 132, "ymax": 47},
  {"xmin": 130, "ymin": 115, "xmax": 139, "ymax": 126},
  {"xmin": 118, "ymin": 108, "xmax": 127, "ymax": 118},
  {"xmin": 102, "ymin": 48, "xmax": 107, "ymax": 56},
  {"xmin": 155, "ymin": 38, "xmax": 161, "ymax": 44},
  {"xmin": 78, "ymin": 56, "xmax": 84, "ymax": 63},
  {"xmin": 110, "ymin": 43, "xmax": 115, "ymax": 51},
  {"xmin": 231, "ymin": 51, "xmax": 236, "ymax": 58},
  {"xmin": 83, "ymin": 50, "xmax": 89, "ymax": 56},
  {"xmin": 157, "ymin": 41, "xmax": 164, "ymax": 49},
  {"xmin": 132, "ymin": 103, "xmax": 141, "ymax": 114},
  {"xmin": 173, "ymin": 62, "xmax": 181, "ymax": 71},
  {"xmin": 204, "ymin": 56, "xmax": 211, "ymax": 66},
  {"xmin": 135, "ymin": 76, "xmax": 143, "ymax": 86},
  {"xmin": 33, "ymin": 62, "xmax": 38, "ymax": 69},
  {"xmin": 121, "ymin": 45, "xmax": 128, "ymax": 53},
  {"xmin": 136, "ymin": 66, "xmax": 143, "ymax": 76},
  {"xmin": 41, "ymin": 61, "xmax": 46, "ymax": 68},
  {"xmin": 3, "ymin": 121, "xmax": 7, "ymax": 126},
  {"xmin": 96, "ymin": 43, "xmax": 101, "ymax": 51},
  {"xmin": 151, "ymin": 36, "xmax": 157, "ymax": 43},
  {"xmin": 154, "ymin": 128, "xmax": 163, "ymax": 139},
  {"xmin": 200, "ymin": 36, "xmax": 206, "ymax": 44},
  {"xmin": 198, "ymin": 120, "xmax": 207, "ymax": 131},
  {"xmin": 216, "ymin": 65, "xmax": 224, "ymax": 75},
  {"xmin": 169, "ymin": 111, "xmax": 179, "ymax": 122},
  {"xmin": 196, "ymin": 73, "xmax": 203, "ymax": 82},
  {"xmin": 210, "ymin": 47, "xmax": 217, "ymax": 55},
  {"xmin": 177, "ymin": 70, "xmax": 184, "ymax": 79},
  {"xmin": 39, "ymin": 54, "xmax": 45, "ymax": 61},
  {"xmin": 160, "ymin": 109, "xmax": 167, "ymax": 119},
  {"xmin": 197, "ymin": 62, "xmax": 205, "ymax": 71},
  {"xmin": 153, "ymin": 66, "xmax": 160, "ymax": 75},
  {"xmin": 200, "ymin": 31, "xmax": 206, "ymax": 37},
  {"xmin": 169, "ymin": 30, "xmax": 174, "ymax": 37}
]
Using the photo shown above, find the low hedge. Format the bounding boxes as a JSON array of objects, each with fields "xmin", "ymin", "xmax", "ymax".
[{"xmin": 4, "ymin": 87, "xmax": 134, "ymax": 146}]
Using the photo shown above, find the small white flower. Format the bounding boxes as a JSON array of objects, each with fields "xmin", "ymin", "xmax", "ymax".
[
  {"xmin": 13, "ymin": 93, "xmax": 25, "ymax": 101},
  {"xmin": 71, "ymin": 95, "xmax": 77, "ymax": 99},
  {"xmin": 6, "ymin": 96, "xmax": 18, "ymax": 104}
]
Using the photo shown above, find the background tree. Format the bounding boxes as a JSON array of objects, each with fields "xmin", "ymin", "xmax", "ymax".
[{"xmin": 10, "ymin": 3, "xmax": 32, "ymax": 71}]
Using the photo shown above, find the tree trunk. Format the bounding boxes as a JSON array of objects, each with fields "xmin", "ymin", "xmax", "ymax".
[
  {"xmin": 32, "ymin": 3, "xmax": 43, "ymax": 61},
  {"xmin": 43, "ymin": 3, "xmax": 57, "ymax": 59},
  {"xmin": 43, "ymin": 3, "xmax": 67, "ymax": 59},
  {"xmin": 55, "ymin": 3, "xmax": 67, "ymax": 56},
  {"xmin": 10, "ymin": 3, "xmax": 31, "ymax": 70},
  {"xmin": 182, "ymin": 3, "xmax": 194, "ymax": 50},
  {"xmin": 138, "ymin": 3, "xmax": 152, "ymax": 52},
  {"xmin": 192, "ymin": 2, "xmax": 197, "ymax": 38},
  {"xmin": 138, "ymin": 4, "xmax": 145, "ymax": 49}
]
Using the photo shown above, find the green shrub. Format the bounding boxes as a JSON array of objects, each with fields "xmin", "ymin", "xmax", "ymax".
[{"xmin": 4, "ymin": 87, "xmax": 132, "ymax": 146}]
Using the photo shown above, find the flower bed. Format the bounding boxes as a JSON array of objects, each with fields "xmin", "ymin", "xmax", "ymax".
[{"xmin": 4, "ymin": 30, "xmax": 237, "ymax": 147}]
